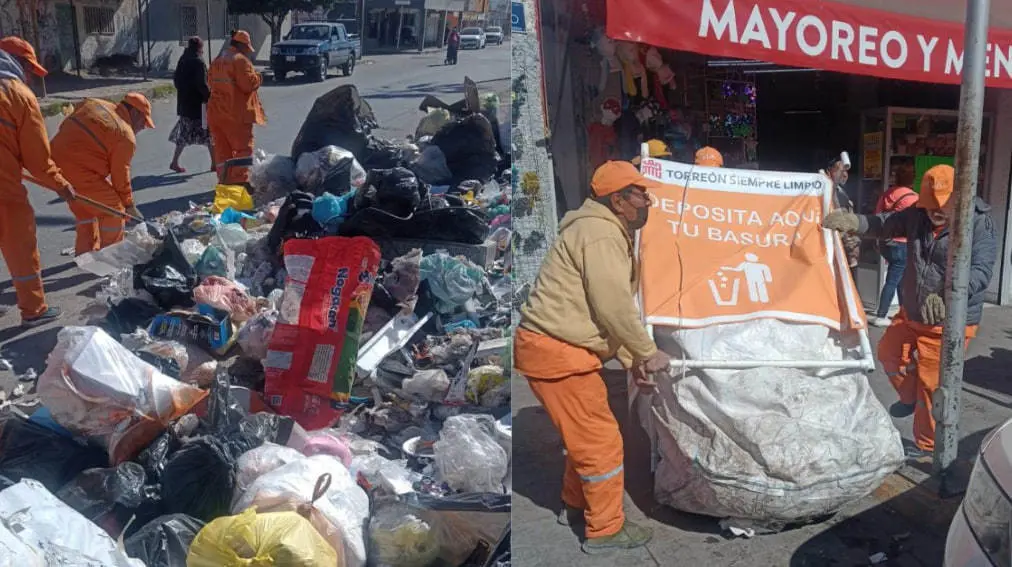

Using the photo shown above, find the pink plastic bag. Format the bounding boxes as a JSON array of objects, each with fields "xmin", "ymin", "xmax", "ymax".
[
  {"xmin": 302, "ymin": 431, "xmax": 353, "ymax": 467},
  {"xmin": 193, "ymin": 276, "xmax": 260, "ymax": 322}
]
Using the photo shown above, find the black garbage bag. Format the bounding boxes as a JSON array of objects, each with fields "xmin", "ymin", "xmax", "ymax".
[
  {"xmin": 101, "ymin": 297, "xmax": 162, "ymax": 336},
  {"xmin": 266, "ymin": 190, "xmax": 323, "ymax": 255},
  {"xmin": 359, "ymin": 167, "xmax": 422, "ymax": 218},
  {"xmin": 369, "ymin": 492, "xmax": 511, "ymax": 567},
  {"xmin": 338, "ymin": 206, "xmax": 408, "ymax": 240},
  {"xmin": 136, "ymin": 350, "xmax": 182, "ymax": 379},
  {"xmin": 432, "ymin": 113, "xmax": 498, "ymax": 184},
  {"xmin": 361, "ymin": 137, "xmax": 406, "ymax": 170},
  {"xmin": 137, "ymin": 429, "xmax": 180, "ymax": 482},
  {"xmin": 410, "ymin": 207, "xmax": 489, "ymax": 244},
  {"xmin": 56, "ymin": 462, "xmax": 158, "ymax": 520},
  {"xmin": 294, "ymin": 145, "xmax": 364, "ymax": 196},
  {"xmin": 0, "ymin": 414, "xmax": 107, "ymax": 492},
  {"xmin": 125, "ymin": 514, "xmax": 205, "ymax": 567},
  {"xmin": 135, "ymin": 231, "xmax": 198, "ymax": 309},
  {"xmin": 159, "ymin": 436, "xmax": 237, "ymax": 522},
  {"xmin": 291, "ymin": 84, "xmax": 377, "ymax": 161}
]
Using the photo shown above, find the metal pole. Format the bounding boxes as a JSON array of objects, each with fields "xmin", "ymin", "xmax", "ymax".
[
  {"xmin": 934, "ymin": 0, "xmax": 990, "ymax": 490},
  {"xmin": 205, "ymin": 0, "xmax": 213, "ymax": 66},
  {"xmin": 136, "ymin": 0, "xmax": 147, "ymax": 79},
  {"xmin": 360, "ymin": 0, "xmax": 366, "ymax": 57}
]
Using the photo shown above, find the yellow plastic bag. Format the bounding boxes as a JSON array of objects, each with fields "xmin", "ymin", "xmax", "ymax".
[
  {"xmin": 212, "ymin": 184, "xmax": 254, "ymax": 214},
  {"xmin": 186, "ymin": 508, "xmax": 338, "ymax": 567}
]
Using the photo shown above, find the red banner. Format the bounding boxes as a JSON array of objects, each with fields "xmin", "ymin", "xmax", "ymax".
[{"xmin": 607, "ymin": 0, "xmax": 1012, "ymax": 88}]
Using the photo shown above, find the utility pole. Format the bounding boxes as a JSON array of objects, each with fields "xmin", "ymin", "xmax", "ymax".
[{"xmin": 934, "ymin": 0, "xmax": 990, "ymax": 494}]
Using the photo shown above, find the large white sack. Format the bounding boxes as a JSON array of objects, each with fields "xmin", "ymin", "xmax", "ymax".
[
  {"xmin": 0, "ymin": 479, "xmax": 144, "ymax": 566},
  {"xmin": 647, "ymin": 319, "xmax": 904, "ymax": 529}
]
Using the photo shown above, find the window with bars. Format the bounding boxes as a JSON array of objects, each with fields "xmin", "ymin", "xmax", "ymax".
[
  {"xmin": 83, "ymin": 6, "xmax": 115, "ymax": 35},
  {"xmin": 179, "ymin": 5, "xmax": 198, "ymax": 44}
]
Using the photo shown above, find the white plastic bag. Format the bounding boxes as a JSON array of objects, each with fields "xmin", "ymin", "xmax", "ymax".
[
  {"xmin": 38, "ymin": 326, "xmax": 208, "ymax": 464},
  {"xmin": 648, "ymin": 320, "xmax": 904, "ymax": 528},
  {"xmin": 0, "ymin": 479, "xmax": 144, "ymax": 566},
  {"xmin": 75, "ymin": 223, "xmax": 161, "ymax": 277},
  {"xmin": 233, "ymin": 455, "xmax": 370, "ymax": 567},
  {"xmin": 434, "ymin": 415, "xmax": 508, "ymax": 494},
  {"xmin": 236, "ymin": 443, "xmax": 305, "ymax": 494}
]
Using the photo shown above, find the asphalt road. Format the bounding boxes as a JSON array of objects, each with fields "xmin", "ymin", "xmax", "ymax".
[{"xmin": 0, "ymin": 44, "xmax": 509, "ymax": 365}]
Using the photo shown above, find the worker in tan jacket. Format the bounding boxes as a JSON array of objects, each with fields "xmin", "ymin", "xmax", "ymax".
[{"xmin": 514, "ymin": 160, "xmax": 670, "ymax": 554}]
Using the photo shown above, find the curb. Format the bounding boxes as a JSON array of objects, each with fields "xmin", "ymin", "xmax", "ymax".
[
  {"xmin": 39, "ymin": 83, "xmax": 176, "ymax": 118},
  {"xmin": 870, "ymin": 463, "xmax": 967, "ymax": 535}
]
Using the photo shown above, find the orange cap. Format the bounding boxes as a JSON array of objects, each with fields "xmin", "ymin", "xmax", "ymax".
[
  {"xmin": 917, "ymin": 164, "xmax": 955, "ymax": 209},
  {"xmin": 591, "ymin": 160, "xmax": 661, "ymax": 197},
  {"xmin": 232, "ymin": 30, "xmax": 253, "ymax": 49},
  {"xmin": 695, "ymin": 146, "xmax": 723, "ymax": 167},
  {"xmin": 0, "ymin": 37, "xmax": 47, "ymax": 77},
  {"xmin": 121, "ymin": 92, "xmax": 155, "ymax": 129}
]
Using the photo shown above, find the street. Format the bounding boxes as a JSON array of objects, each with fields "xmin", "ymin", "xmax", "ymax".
[{"xmin": 0, "ymin": 45, "xmax": 509, "ymax": 368}]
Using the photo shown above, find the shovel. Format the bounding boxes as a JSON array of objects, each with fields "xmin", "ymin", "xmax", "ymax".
[{"xmin": 23, "ymin": 173, "xmax": 145, "ymax": 223}]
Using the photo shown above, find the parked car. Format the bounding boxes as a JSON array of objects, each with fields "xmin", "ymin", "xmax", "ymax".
[
  {"xmin": 459, "ymin": 27, "xmax": 486, "ymax": 50},
  {"xmin": 485, "ymin": 26, "xmax": 504, "ymax": 45},
  {"xmin": 269, "ymin": 22, "xmax": 360, "ymax": 82},
  {"xmin": 944, "ymin": 417, "xmax": 1012, "ymax": 566}
]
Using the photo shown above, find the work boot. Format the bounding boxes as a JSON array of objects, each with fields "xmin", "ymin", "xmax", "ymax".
[
  {"xmin": 581, "ymin": 521, "xmax": 653, "ymax": 555},
  {"xmin": 889, "ymin": 401, "xmax": 915, "ymax": 419},
  {"xmin": 21, "ymin": 306, "xmax": 61, "ymax": 328},
  {"xmin": 904, "ymin": 443, "xmax": 933, "ymax": 460},
  {"xmin": 557, "ymin": 504, "xmax": 584, "ymax": 527}
]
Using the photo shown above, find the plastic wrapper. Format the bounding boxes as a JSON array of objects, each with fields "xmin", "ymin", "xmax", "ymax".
[
  {"xmin": 420, "ymin": 252, "xmax": 487, "ymax": 313},
  {"xmin": 75, "ymin": 223, "xmax": 162, "ymax": 277},
  {"xmin": 291, "ymin": 84, "xmax": 377, "ymax": 161},
  {"xmin": 124, "ymin": 513, "xmax": 205, "ymax": 567},
  {"xmin": 194, "ymin": 275, "xmax": 259, "ymax": 322},
  {"xmin": 0, "ymin": 478, "xmax": 145, "ymax": 566},
  {"xmin": 249, "ymin": 151, "xmax": 297, "ymax": 203},
  {"xmin": 216, "ymin": 222, "xmax": 250, "ymax": 251},
  {"xmin": 95, "ymin": 266, "xmax": 143, "ymax": 305},
  {"xmin": 0, "ymin": 414, "xmax": 107, "ymax": 492},
  {"xmin": 386, "ymin": 248, "xmax": 422, "ymax": 310},
  {"xmin": 264, "ymin": 237, "xmax": 380, "ymax": 430},
  {"xmin": 402, "ymin": 369, "xmax": 450, "ymax": 402},
  {"xmin": 370, "ymin": 493, "xmax": 511, "ymax": 567},
  {"xmin": 236, "ymin": 309, "xmax": 278, "ymax": 361},
  {"xmin": 236, "ymin": 442, "xmax": 305, "ymax": 493},
  {"xmin": 137, "ymin": 339, "xmax": 189, "ymax": 376},
  {"xmin": 212, "ymin": 184, "xmax": 255, "ymax": 213},
  {"xmin": 233, "ymin": 455, "xmax": 370, "ymax": 567},
  {"xmin": 194, "ymin": 243, "xmax": 236, "ymax": 280},
  {"xmin": 180, "ymin": 239, "xmax": 206, "ymax": 266},
  {"xmin": 295, "ymin": 145, "xmax": 367, "ymax": 195},
  {"xmin": 349, "ymin": 454, "xmax": 418, "ymax": 496},
  {"xmin": 187, "ymin": 508, "xmax": 338, "ymax": 567},
  {"xmin": 134, "ymin": 231, "xmax": 198, "ymax": 309},
  {"xmin": 55, "ymin": 461, "xmax": 151, "ymax": 520},
  {"xmin": 434, "ymin": 415, "xmax": 508, "ymax": 494},
  {"xmin": 38, "ymin": 326, "xmax": 208, "ymax": 464},
  {"xmin": 312, "ymin": 191, "xmax": 355, "ymax": 232}
]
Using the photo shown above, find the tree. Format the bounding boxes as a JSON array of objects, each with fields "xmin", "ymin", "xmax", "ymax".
[{"xmin": 227, "ymin": 0, "xmax": 337, "ymax": 46}]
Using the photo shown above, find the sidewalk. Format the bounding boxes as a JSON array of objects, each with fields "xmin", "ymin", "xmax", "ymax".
[
  {"xmin": 36, "ymin": 72, "xmax": 175, "ymax": 117},
  {"xmin": 513, "ymin": 303, "xmax": 1012, "ymax": 566}
]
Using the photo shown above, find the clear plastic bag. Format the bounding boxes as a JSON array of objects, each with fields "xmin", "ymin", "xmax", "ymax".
[
  {"xmin": 75, "ymin": 223, "xmax": 162, "ymax": 277},
  {"xmin": 187, "ymin": 508, "xmax": 337, "ymax": 567},
  {"xmin": 233, "ymin": 455, "xmax": 369, "ymax": 567},
  {"xmin": 295, "ymin": 145, "xmax": 367, "ymax": 196},
  {"xmin": 419, "ymin": 252, "xmax": 487, "ymax": 313},
  {"xmin": 38, "ymin": 326, "xmax": 208, "ymax": 464},
  {"xmin": 193, "ymin": 275, "xmax": 259, "ymax": 322},
  {"xmin": 401, "ymin": 369, "xmax": 450, "ymax": 403},
  {"xmin": 236, "ymin": 309, "xmax": 278, "ymax": 361},
  {"xmin": 236, "ymin": 442, "xmax": 304, "ymax": 494},
  {"xmin": 368, "ymin": 502, "xmax": 440, "ymax": 567},
  {"xmin": 55, "ymin": 461, "xmax": 151, "ymax": 520},
  {"xmin": 249, "ymin": 151, "xmax": 297, "ymax": 203},
  {"xmin": 0, "ymin": 478, "xmax": 145, "ymax": 566},
  {"xmin": 434, "ymin": 415, "xmax": 508, "ymax": 493},
  {"xmin": 349, "ymin": 454, "xmax": 418, "ymax": 496},
  {"xmin": 216, "ymin": 223, "xmax": 250, "ymax": 251},
  {"xmin": 180, "ymin": 239, "xmax": 207, "ymax": 266}
]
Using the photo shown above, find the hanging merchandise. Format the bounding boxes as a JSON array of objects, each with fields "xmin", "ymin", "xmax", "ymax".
[
  {"xmin": 615, "ymin": 40, "xmax": 648, "ymax": 97},
  {"xmin": 587, "ymin": 98, "xmax": 620, "ymax": 169},
  {"xmin": 591, "ymin": 28, "xmax": 622, "ymax": 95},
  {"xmin": 264, "ymin": 237, "xmax": 381, "ymax": 429}
]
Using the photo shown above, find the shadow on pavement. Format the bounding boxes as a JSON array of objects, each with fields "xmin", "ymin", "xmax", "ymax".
[
  {"xmin": 140, "ymin": 190, "xmax": 214, "ymax": 218},
  {"xmin": 0, "ymin": 325, "xmax": 61, "ymax": 372},
  {"xmin": 33, "ymin": 213, "xmax": 75, "ymax": 227},
  {"xmin": 132, "ymin": 173, "xmax": 199, "ymax": 192},
  {"xmin": 0, "ymin": 261, "xmax": 77, "ymax": 290},
  {"xmin": 41, "ymin": 73, "xmax": 150, "ymax": 96},
  {"xmin": 963, "ymin": 334, "xmax": 1012, "ymax": 399}
]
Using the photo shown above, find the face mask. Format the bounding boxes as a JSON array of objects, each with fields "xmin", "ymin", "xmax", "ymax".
[{"xmin": 628, "ymin": 204, "xmax": 649, "ymax": 230}]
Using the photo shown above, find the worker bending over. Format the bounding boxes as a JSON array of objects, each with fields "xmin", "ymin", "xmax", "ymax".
[
  {"xmin": 207, "ymin": 29, "xmax": 265, "ymax": 184},
  {"xmin": 0, "ymin": 37, "xmax": 76, "ymax": 326},
  {"xmin": 824, "ymin": 164, "xmax": 997, "ymax": 458},
  {"xmin": 51, "ymin": 93, "xmax": 154, "ymax": 256},
  {"xmin": 515, "ymin": 161, "xmax": 670, "ymax": 554}
]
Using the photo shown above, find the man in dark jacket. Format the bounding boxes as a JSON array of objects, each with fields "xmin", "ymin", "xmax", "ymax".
[
  {"xmin": 169, "ymin": 36, "xmax": 212, "ymax": 172},
  {"xmin": 824, "ymin": 164, "xmax": 997, "ymax": 458}
]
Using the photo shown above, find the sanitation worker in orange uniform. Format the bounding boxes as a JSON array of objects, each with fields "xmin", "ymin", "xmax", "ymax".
[
  {"xmin": 694, "ymin": 146, "xmax": 723, "ymax": 167},
  {"xmin": 0, "ymin": 37, "xmax": 76, "ymax": 326},
  {"xmin": 51, "ymin": 93, "xmax": 154, "ymax": 256},
  {"xmin": 824, "ymin": 164, "xmax": 997, "ymax": 458},
  {"xmin": 514, "ymin": 161, "xmax": 670, "ymax": 554},
  {"xmin": 207, "ymin": 29, "xmax": 265, "ymax": 184}
]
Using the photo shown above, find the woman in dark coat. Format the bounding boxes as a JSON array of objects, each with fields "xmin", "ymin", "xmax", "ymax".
[
  {"xmin": 446, "ymin": 27, "xmax": 460, "ymax": 65},
  {"xmin": 169, "ymin": 36, "xmax": 213, "ymax": 173}
]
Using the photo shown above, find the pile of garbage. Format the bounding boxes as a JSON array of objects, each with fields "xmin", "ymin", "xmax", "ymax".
[{"xmin": 0, "ymin": 81, "xmax": 512, "ymax": 566}]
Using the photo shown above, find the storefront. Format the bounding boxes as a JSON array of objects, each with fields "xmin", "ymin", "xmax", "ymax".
[{"xmin": 527, "ymin": 0, "xmax": 1012, "ymax": 309}]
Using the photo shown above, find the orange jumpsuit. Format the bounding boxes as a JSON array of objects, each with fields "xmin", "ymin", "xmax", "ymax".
[
  {"xmin": 0, "ymin": 77, "xmax": 71, "ymax": 319},
  {"xmin": 207, "ymin": 46, "xmax": 265, "ymax": 184},
  {"xmin": 51, "ymin": 99, "xmax": 137, "ymax": 255},
  {"xmin": 878, "ymin": 309, "xmax": 977, "ymax": 452},
  {"xmin": 514, "ymin": 327, "xmax": 626, "ymax": 538}
]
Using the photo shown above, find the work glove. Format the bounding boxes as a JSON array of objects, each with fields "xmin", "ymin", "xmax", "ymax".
[
  {"xmin": 921, "ymin": 293, "xmax": 946, "ymax": 326},
  {"xmin": 125, "ymin": 204, "xmax": 145, "ymax": 221},
  {"xmin": 55, "ymin": 184, "xmax": 76, "ymax": 202},
  {"xmin": 822, "ymin": 210, "xmax": 860, "ymax": 233}
]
